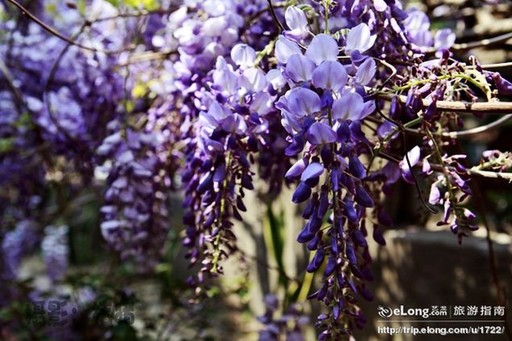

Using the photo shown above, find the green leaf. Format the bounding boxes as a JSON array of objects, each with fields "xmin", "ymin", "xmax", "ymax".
[
  {"xmin": 110, "ymin": 321, "xmax": 138, "ymax": 341},
  {"xmin": 15, "ymin": 112, "xmax": 32, "ymax": 128},
  {"xmin": 0, "ymin": 138, "xmax": 14, "ymax": 153},
  {"xmin": 124, "ymin": 0, "xmax": 158, "ymax": 10},
  {"xmin": 77, "ymin": 0, "xmax": 87, "ymax": 15},
  {"xmin": 132, "ymin": 82, "xmax": 148, "ymax": 98},
  {"xmin": 265, "ymin": 204, "xmax": 287, "ymax": 286},
  {"xmin": 106, "ymin": 0, "xmax": 120, "ymax": 8},
  {"xmin": 465, "ymin": 69, "xmax": 493, "ymax": 101}
]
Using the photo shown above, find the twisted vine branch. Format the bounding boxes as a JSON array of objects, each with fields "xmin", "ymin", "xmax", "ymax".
[{"xmin": 377, "ymin": 92, "xmax": 512, "ymax": 114}]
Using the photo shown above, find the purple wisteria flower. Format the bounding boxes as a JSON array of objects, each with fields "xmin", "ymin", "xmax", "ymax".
[
  {"xmin": 403, "ymin": 8, "xmax": 455, "ymax": 55},
  {"xmin": 258, "ymin": 294, "xmax": 309, "ymax": 340},
  {"xmin": 41, "ymin": 225, "xmax": 69, "ymax": 282},
  {"xmin": 345, "ymin": 23, "xmax": 377, "ymax": 55},
  {"xmin": 489, "ymin": 72, "xmax": 512, "ymax": 96},
  {"xmin": 1, "ymin": 220, "xmax": 40, "ymax": 281},
  {"xmin": 400, "ymin": 145, "xmax": 421, "ymax": 183},
  {"xmin": 98, "ymin": 123, "xmax": 171, "ymax": 271},
  {"xmin": 231, "ymin": 43, "xmax": 257, "ymax": 68},
  {"xmin": 403, "ymin": 9, "xmax": 433, "ymax": 51},
  {"xmin": 276, "ymin": 31, "xmax": 376, "ymax": 155},
  {"xmin": 426, "ymin": 154, "xmax": 478, "ymax": 242},
  {"xmin": 332, "ymin": 92, "xmax": 368, "ymax": 121},
  {"xmin": 275, "ymin": 36, "xmax": 302, "ymax": 64},
  {"xmin": 284, "ymin": 6, "xmax": 309, "ymax": 41},
  {"xmin": 434, "ymin": 29, "xmax": 456, "ymax": 51},
  {"xmin": 181, "ymin": 43, "xmax": 286, "ymax": 288},
  {"xmin": 305, "ymin": 34, "xmax": 339, "ymax": 64},
  {"xmin": 285, "ymin": 54, "xmax": 316, "ymax": 83},
  {"xmin": 273, "ymin": 26, "xmax": 380, "ymax": 336},
  {"xmin": 312, "ymin": 61, "xmax": 347, "ymax": 91}
]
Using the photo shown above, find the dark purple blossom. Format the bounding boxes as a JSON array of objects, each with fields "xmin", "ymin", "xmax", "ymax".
[{"xmin": 490, "ymin": 72, "xmax": 512, "ymax": 96}]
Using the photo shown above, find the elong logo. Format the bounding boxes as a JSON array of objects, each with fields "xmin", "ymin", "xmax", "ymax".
[
  {"xmin": 378, "ymin": 306, "xmax": 393, "ymax": 318},
  {"xmin": 378, "ymin": 305, "xmax": 432, "ymax": 319}
]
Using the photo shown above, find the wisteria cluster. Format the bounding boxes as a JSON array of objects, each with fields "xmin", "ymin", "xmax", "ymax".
[
  {"xmin": 1, "ymin": 0, "xmax": 512, "ymax": 339},
  {"xmin": 258, "ymin": 294, "xmax": 309, "ymax": 341}
]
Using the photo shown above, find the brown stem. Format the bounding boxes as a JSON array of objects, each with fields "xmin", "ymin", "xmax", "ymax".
[
  {"xmin": 377, "ymin": 92, "xmax": 512, "ymax": 114},
  {"xmin": 5, "ymin": 0, "xmax": 133, "ymax": 55},
  {"xmin": 442, "ymin": 114, "xmax": 512, "ymax": 138},
  {"xmin": 266, "ymin": 0, "xmax": 285, "ymax": 32},
  {"xmin": 0, "ymin": 58, "xmax": 25, "ymax": 113},
  {"xmin": 452, "ymin": 31, "xmax": 512, "ymax": 51}
]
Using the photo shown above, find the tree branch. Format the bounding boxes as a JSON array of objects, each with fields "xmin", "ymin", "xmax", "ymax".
[
  {"xmin": 477, "ymin": 61, "xmax": 512, "ymax": 70},
  {"xmin": 442, "ymin": 114, "xmax": 512, "ymax": 138},
  {"xmin": 427, "ymin": 162, "xmax": 512, "ymax": 182},
  {"xmin": 266, "ymin": 0, "xmax": 285, "ymax": 32},
  {"xmin": 467, "ymin": 168, "xmax": 512, "ymax": 182},
  {"xmin": 5, "ymin": 0, "xmax": 134, "ymax": 55},
  {"xmin": 376, "ymin": 92, "xmax": 512, "ymax": 114},
  {"xmin": 375, "ymin": 153, "xmax": 512, "ymax": 182},
  {"xmin": 0, "ymin": 57, "xmax": 25, "ymax": 112},
  {"xmin": 452, "ymin": 31, "xmax": 512, "ymax": 51}
]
